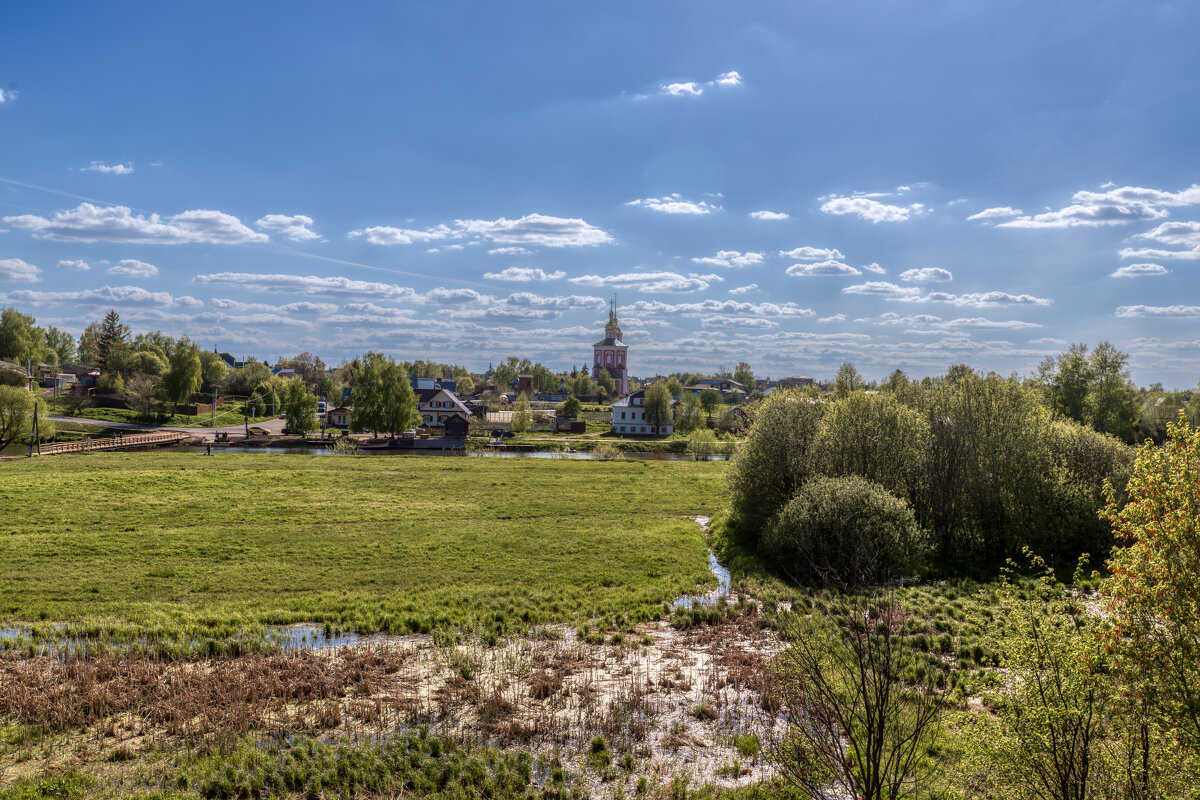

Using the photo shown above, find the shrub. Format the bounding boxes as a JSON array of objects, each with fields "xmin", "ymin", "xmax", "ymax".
[{"xmin": 762, "ymin": 476, "xmax": 928, "ymax": 586}]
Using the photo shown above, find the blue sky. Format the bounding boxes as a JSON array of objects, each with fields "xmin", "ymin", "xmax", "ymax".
[{"xmin": 2, "ymin": 1, "xmax": 1199, "ymax": 385}]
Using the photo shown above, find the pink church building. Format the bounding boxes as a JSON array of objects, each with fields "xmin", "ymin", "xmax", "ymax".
[{"xmin": 592, "ymin": 302, "xmax": 629, "ymax": 397}]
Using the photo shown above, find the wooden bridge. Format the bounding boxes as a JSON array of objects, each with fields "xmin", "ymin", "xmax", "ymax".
[{"xmin": 30, "ymin": 431, "xmax": 191, "ymax": 456}]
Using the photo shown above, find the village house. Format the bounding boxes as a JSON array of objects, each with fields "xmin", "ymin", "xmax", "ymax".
[
  {"xmin": 325, "ymin": 406, "xmax": 351, "ymax": 429},
  {"xmin": 415, "ymin": 381, "xmax": 472, "ymax": 427},
  {"xmin": 610, "ymin": 388, "xmax": 673, "ymax": 436}
]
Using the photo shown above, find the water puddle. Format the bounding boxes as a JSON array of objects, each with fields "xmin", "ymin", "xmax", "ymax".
[{"xmin": 671, "ymin": 516, "xmax": 733, "ymax": 609}]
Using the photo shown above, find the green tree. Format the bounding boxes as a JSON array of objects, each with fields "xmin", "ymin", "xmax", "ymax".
[
  {"xmin": 674, "ymin": 393, "xmax": 703, "ymax": 434},
  {"xmin": 1037, "ymin": 343, "xmax": 1093, "ymax": 424},
  {"xmin": 348, "ymin": 352, "xmax": 418, "ymax": 437},
  {"xmin": 643, "ymin": 382, "xmax": 672, "ymax": 431},
  {"xmin": 733, "ymin": 361, "xmax": 755, "ymax": 391},
  {"xmin": 198, "ymin": 350, "xmax": 229, "ymax": 392},
  {"xmin": 1087, "ymin": 342, "xmax": 1141, "ymax": 443},
  {"xmin": 666, "ymin": 376, "xmax": 684, "ymax": 398},
  {"xmin": 1102, "ymin": 414, "xmax": 1200, "ymax": 752},
  {"xmin": 813, "ymin": 392, "xmax": 930, "ymax": 502},
  {"xmin": 125, "ymin": 373, "xmax": 161, "ymax": 419},
  {"xmin": 511, "ymin": 392, "xmax": 533, "ymax": 433},
  {"xmin": 224, "ymin": 360, "xmax": 273, "ymax": 398},
  {"xmin": 699, "ymin": 388, "xmax": 721, "ymax": 420},
  {"xmin": 96, "ymin": 310, "xmax": 131, "ymax": 371},
  {"xmin": 44, "ymin": 326, "xmax": 76, "ymax": 364},
  {"xmin": 96, "ymin": 371, "xmax": 125, "ymax": 395},
  {"xmin": 134, "ymin": 350, "xmax": 168, "ymax": 377},
  {"xmin": 163, "ymin": 342, "xmax": 203, "ymax": 408},
  {"xmin": 0, "ymin": 307, "xmax": 45, "ymax": 366},
  {"xmin": 248, "ymin": 380, "xmax": 278, "ymax": 417},
  {"xmin": 556, "ymin": 395, "xmax": 582, "ymax": 418},
  {"xmin": 0, "ymin": 386, "xmax": 33, "ymax": 447},
  {"xmin": 727, "ymin": 389, "xmax": 826, "ymax": 541},
  {"xmin": 687, "ymin": 428, "xmax": 719, "ymax": 460},
  {"xmin": 595, "ymin": 368, "xmax": 615, "ymax": 398},
  {"xmin": 76, "ymin": 321, "xmax": 103, "ymax": 366},
  {"xmin": 834, "ymin": 362, "xmax": 864, "ymax": 399},
  {"xmin": 280, "ymin": 379, "xmax": 319, "ymax": 434}
]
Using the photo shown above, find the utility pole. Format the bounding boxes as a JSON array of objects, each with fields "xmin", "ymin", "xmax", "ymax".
[{"xmin": 28, "ymin": 401, "xmax": 40, "ymax": 457}]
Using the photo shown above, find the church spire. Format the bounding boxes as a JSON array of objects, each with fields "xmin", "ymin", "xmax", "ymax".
[{"xmin": 605, "ymin": 295, "xmax": 621, "ymax": 341}]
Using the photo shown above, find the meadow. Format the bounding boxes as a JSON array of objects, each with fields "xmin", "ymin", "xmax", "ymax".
[{"xmin": 0, "ymin": 453, "xmax": 725, "ymax": 647}]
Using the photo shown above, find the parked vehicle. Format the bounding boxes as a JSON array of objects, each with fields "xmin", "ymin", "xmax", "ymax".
[
  {"xmin": 490, "ymin": 429, "xmax": 516, "ymax": 439},
  {"xmin": 247, "ymin": 426, "xmax": 271, "ymax": 435}
]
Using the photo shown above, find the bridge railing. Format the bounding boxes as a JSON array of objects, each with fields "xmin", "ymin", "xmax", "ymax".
[{"xmin": 33, "ymin": 431, "xmax": 190, "ymax": 456}]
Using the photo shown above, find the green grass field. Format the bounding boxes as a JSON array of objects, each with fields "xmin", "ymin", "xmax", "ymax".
[{"xmin": 0, "ymin": 453, "xmax": 725, "ymax": 644}]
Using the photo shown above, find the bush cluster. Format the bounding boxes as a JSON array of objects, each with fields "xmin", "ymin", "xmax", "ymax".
[{"xmin": 728, "ymin": 371, "xmax": 1136, "ymax": 580}]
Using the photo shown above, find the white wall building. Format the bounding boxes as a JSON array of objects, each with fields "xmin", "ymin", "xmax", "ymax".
[{"xmin": 610, "ymin": 388, "xmax": 672, "ymax": 436}]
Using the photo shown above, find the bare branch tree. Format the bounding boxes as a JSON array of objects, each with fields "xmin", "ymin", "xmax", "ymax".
[{"xmin": 771, "ymin": 590, "xmax": 943, "ymax": 800}]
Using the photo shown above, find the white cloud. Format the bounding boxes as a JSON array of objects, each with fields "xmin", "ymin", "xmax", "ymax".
[
  {"xmin": 780, "ymin": 246, "xmax": 845, "ymax": 261},
  {"xmin": 921, "ymin": 291, "xmax": 1049, "ymax": 308},
  {"xmin": 0, "ymin": 258, "xmax": 40, "ymax": 282},
  {"xmin": 500, "ymin": 292, "xmax": 605, "ymax": 311},
  {"xmin": 842, "ymin": 281, "xmax": 921, "ymax": 298},
  {"xmin": 818, "ymin": 314, "xmax": 846, "ymax": 323},
  {"xmin": 865, "ymin": 311, "xmax": 1041, "ymax": 331},
  {"xmin": 483, "ymin": 267, "xmax": 566, "ymax": 281},
  {"xmin": 570, "ymin": 271, "xmax": 712, "ymax": 293},
  {"xmin": 1029, "ymin": 337, "xmax": 1069, "ymax": 346},
  {"xmin": 997, "ymin": 184, "xmax": 1200, "ymax": 230},
  {"xmin": 424, "ymin": 287, "xmax": 486, "ymax": 305},
  {"xmin": 626, "ymin": 194, "xmax": 720, "ymax": 215},
  {"xmin": 0, "ymin": 89, "xmax": 14, "ymax": 103},
  {"xmin": 194, "ymin": 272, "xmax": 416, "ymax": 299},
  {"xmin": 57, "ymin": 259, "xmax": 89, "ymax": 271},
  {"xmin": 210, "ymin": 298, "xmax": 337, "ymax": 314},
  {"xmin": 1120, "ymin": 221, "xmax": 1200, "ymax": 260},
  {"xmin": 6, "ymin": 285, "xmax": 177, "ymax": 307},
  {"xmin": 662, "ymin": 82, "xmax": 702, "ymax": 96},
  {"xmin": 899, "ymin": 267, "xmax": 953, "ymax": 283},
  {"xmin": 456, "ymin": 213, "xmax": 613, "ymax": 247},
  {"xmin": 787, "ymin": 260, "xmax": 861, "ymax": 277},
  {"xmin": 82, "ymin": 161, "xmax": 133, "ymax": 175},
  {"xmin": 703, "ymin": 316, "xmax": 777, "ymax": 329},
  {"xmin": 861, "ymin": 262, "xmax": 886, "ymax": 274},
  {"xmin": 175, "ymin": 296, "xmax": 204, "ymax": 308},
  {"xmin": 3, "ymin": 203, "xmax": 268, "ymax": 244},
  {"xmin": 820, "ymin": 194, "xmax": 926, "ymax": 223},
  {"xmin": 843, "ymin": 282, "xmax": 1050, "ymax": 307},
  {"xmin": 623, "ymin": 299, "xmax": 814, "ymax": 318},
  {"xmin": 487, "ymin": 246, "xmax": 531, "ymax": 255},
  {"xmin": 729, "ymin": 284, "xmax": 758, "ymax": 295},
  {"xmin": 348, "ymin": 224, "xmax": 452, "ymax": 245},
  {"xmin": 107, "ymin": 259, "xmax": 158, "ymax": 278},
  {"xmin": 1110, "ymin": 263, "xmax": 1168, "ymax": 278},
  {"xmin": 749, "ymin": 210, "xmax": 789, "ymax": 220},
  {"xmin": 256, "ymin": 214, "xmax": 321, "ymax": 242},
  {"xmin": 656, "ymin": 71, "xmax": 743, "ymax": 98},
  {"xmin": 1115, "ymin": 305, "xmax": 1200, "ymax": 318},
  {"xmin": 691, "ymin": 250, "xmax": 764, "ymax": 268},
  {"xmin": 966, "ymin": 207, "xmax": 1022, "ymax": 221}
]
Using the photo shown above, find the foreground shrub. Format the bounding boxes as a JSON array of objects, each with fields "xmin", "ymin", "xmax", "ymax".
[{"xmin": 763, "ymin": 476, "xmax": 927, "ymax": 586}]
